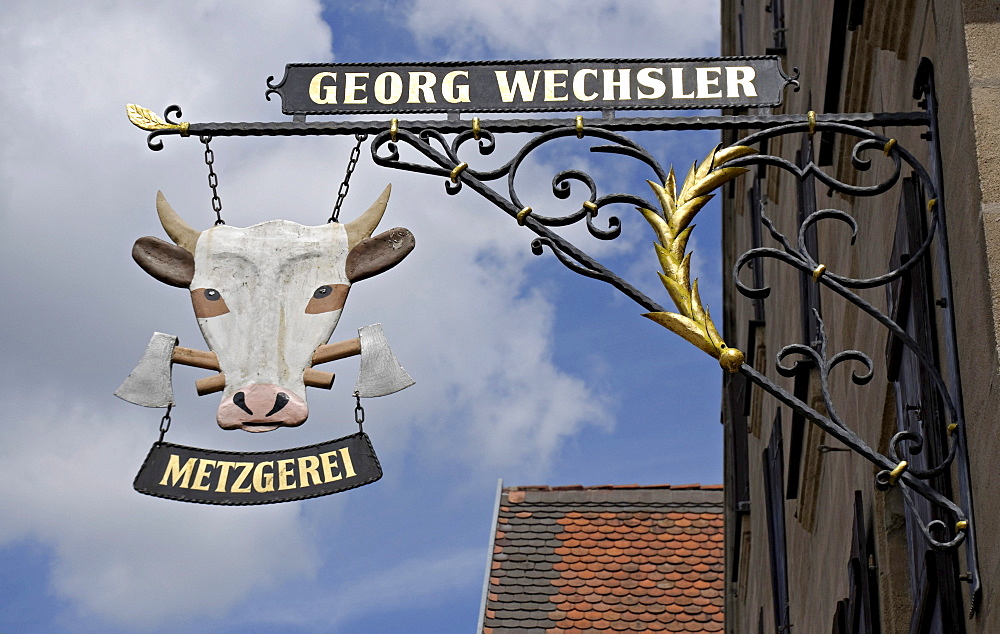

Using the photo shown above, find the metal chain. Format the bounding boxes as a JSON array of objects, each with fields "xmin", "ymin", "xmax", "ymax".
[
  {"xmin": 200, "ymin": 135, "xmax": 225, "ymax": 225},
  {"xmin": 354, "ymin": 391, "xmax": 365, "ymax": 434},
  {"xmin": 158, "ymin": 404, "xmax": 173, "ymax": 443},
  {"xmin": 329, "ymin": 133, "xmax": 369, "ymax": 223}
]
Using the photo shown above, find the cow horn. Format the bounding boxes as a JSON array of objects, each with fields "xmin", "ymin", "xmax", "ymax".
[
  {"xmin": 345, "ymin": 184, "xmax": 391, "ymax": 250},
  {"xmin": 156, "ymin": 191, "xmax": 201, "ymax": 254}
]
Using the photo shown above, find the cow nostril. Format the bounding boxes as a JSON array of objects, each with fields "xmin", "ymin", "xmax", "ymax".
[
  {"xmin": 233, "ymin": 391, "xmax": 254, "ymax": 415},
  {"xmin": 266, "ymin": 392, "xmax": 290, "ymax": 417}
]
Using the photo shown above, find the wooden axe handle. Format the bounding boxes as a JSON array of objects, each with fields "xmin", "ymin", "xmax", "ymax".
[
  {"xmin": 173, "ymin": 346, "xmax": 220, "ymax": 371},
  {"xmin": 312, "ymin": 337, "xmax": 362, "ymax": 365},
  {"xmin": 194, "ymin": 369, "xmax": 335, "ymax": 396}
]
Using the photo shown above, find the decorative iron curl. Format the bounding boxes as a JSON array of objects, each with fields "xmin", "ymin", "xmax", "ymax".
[
  {"xmin": 372, "ymin": 121, "xmax": 667, "ymax": 243},
  {"xmin": 775, "ymin": 313, "xmax": 874, "ymax": 437},
  {"xmin": 371, "ymin": 121, "xmax": 667, "ymax": 313},
  {"xmin": 144, "ymin": 105, "xmax": 187, "ymax": 151},
  {"xmin": 733, "ymin": 125, "xmax": 967, "ymax": 551}
]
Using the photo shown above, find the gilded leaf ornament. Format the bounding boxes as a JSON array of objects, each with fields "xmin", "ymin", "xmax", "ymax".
[
  {"xmin": 126, "ymin": 104, "xmax": 189, "ymax": 134},
  {"xmin": 639, "ymin": 145, "xmax": 755, "ymax": 373}
]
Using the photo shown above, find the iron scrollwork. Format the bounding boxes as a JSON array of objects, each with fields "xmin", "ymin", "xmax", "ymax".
[
  {"xmin": 370, "ymin": 121, "xmax": 673, "ymax": 313},
  {"xmin": 368, "ymin": 109, "xmax": 978, "ymax": 599},
  {"xmin": 726, "ymin": 121, "xmax": 968, "ymax": 549}
]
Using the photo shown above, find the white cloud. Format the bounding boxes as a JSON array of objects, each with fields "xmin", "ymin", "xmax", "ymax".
[
  {"xmin": 0, "ymin": 0, "xmax": 626, "ymax": 628},
  {"xmin": 0, "ymin": 390, "xmax": 319, "ymax": 629}
]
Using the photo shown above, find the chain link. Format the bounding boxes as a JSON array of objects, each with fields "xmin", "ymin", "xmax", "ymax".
[
  {"xmin": 330, "ymin": 133, "xmax": 369, "ymax": 223},
  {"xmin": 158, "ymin": 404, "xmax": 173, "ymax": 443},
  {"xmin": 354, "ymin": 391, "xmax": 365, "ymax": 434},
  {"xmin": 201, "ymin": 135, "xmax": 224, "ymax": 225}
]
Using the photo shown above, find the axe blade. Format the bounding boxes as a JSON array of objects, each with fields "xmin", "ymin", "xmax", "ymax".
[
  {"xmin": 355, "ymin": 324, "xmax": 414, "ymax": 398},
  {"xmin": 114, "ymin": 332, "xmax": 178, "ymax": 408}
]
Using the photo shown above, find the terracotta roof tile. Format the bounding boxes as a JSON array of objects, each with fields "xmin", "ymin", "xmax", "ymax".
[{"xmin": 483, "ymin": 484, "xmax": 724, "ymax": 632}]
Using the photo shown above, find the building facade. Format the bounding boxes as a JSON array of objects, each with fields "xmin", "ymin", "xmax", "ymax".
[{"xmin": 720, "ymin": 1, "xmax": 1000, "ymax": 632}]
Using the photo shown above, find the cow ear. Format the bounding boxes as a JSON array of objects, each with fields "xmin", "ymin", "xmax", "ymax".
[
  {"xmin": 132, "ymin": 236, "xmax": 195, "ymax": 288},
  {"xmin": 345, "ymin": 227, "xmax": 414, "ymax": 283}
]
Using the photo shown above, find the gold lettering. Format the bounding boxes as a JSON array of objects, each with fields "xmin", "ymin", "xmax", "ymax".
[
  {"xmin": 277, "ymin": 458, "xmax": 297, "ymax": 491},
  {"xmin": 543, "ymin": 69, "xmax": 569, "ymax": 102},
  {"xmin": 572, "ymin": 69, "xmax": 598, "ymax": 101},
  {"xmin": 253, "ymin": 461, "xmax": 275, "ymax": 493},
  {"xmin": 191, "ymin": 459, "xmax": 216, "ymax": 491},
  {"xmin": 374, "ymin": 72, "xmax": 403, "ymax": 104},
  {"xmin": 442, "ymin": 70, "xmax": 470, "ymax": 103},
  {"xmin": 636, "ymin": 67, "xmax": 666, "ymax": 99},
  {"xmin": 298, "ymin": 455, "xmax": 323, "ymax": 487},
  {"xmin": 214, "ymin": 461, "xmax": 236, "ymax": 493},
  {"xmin": 407, "ymin": 71, "xmax": 437, "ymax": 103},
  {"xmin": 231, "ymin": 462, "xmax": 253, "ymax": 493},
  {"xmin": 602, "ymin": 68, "xmax": 631, "ymax": 101},
  {"xmin": 695, "ymin": 67, "xmax": 723, "ymax": 99},
  {"xmin": 319, "ymin": 450, "xmax": 343, "ymax": 482},
  {"xmin": 344, "ymin": 72, "xmax": 369, "ymax": 104},
  {"xmin": 339, "ymin": 447, "xmax": 358, "ymax": 479},
  {"xmin": 671, "ymin": 68, "xmax": 694, "ymax": 98},
  {"xmin": 160, "ymin": 454, "xmax": 198, "ymax": 488},
  {"xmin": 309, "ymin": 72, "xmax": 338, "ymax": 105},
  {"xmin": 495, "ymin": 70, "xmax": 541, "ymax": 102},
  {"xmin": 726, "ymin": 66, "xmax": 757, "ymax": 98}
]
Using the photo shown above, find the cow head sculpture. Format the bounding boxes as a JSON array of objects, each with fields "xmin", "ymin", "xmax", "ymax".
[{"xmin": 131, "ymin": 185, "xmax": 414, "ymax": 432}]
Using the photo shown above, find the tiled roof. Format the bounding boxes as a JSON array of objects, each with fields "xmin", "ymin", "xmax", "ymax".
[{"xmin": 482, "ymin": 484, "xmax": 724, "ymax": 633}]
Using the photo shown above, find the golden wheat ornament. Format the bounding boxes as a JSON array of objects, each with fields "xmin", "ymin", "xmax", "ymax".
[{"xmin": 639, "ymin": 144, "xmax": 756, "ymax": 373}]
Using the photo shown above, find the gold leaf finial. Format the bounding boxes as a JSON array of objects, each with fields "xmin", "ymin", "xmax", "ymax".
[
  {"xmin": 126, "ymin": 104, "xmax": 189, "ymax": 135},
  {"xmin": 640, "ymin": 144, "xmax": 755, "ymax": 372}
]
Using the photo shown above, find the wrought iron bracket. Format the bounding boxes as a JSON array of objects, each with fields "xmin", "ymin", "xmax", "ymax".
[{"xmin": 126, "ymin": 59, "xmax": 980, "ymax": 613}]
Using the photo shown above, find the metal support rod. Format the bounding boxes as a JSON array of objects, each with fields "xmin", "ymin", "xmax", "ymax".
[
  {"xmin": 914, "ymin": 58, "xmax": 982, "ymax": 613},
  {"xmin": 139, "ymin": 110, "xmax": 930, "ymax": 149}
]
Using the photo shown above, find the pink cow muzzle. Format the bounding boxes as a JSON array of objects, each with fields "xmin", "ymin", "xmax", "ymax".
[{"xmin": 217, "ymin": 384, "xmax": 309, "ymax": 432}]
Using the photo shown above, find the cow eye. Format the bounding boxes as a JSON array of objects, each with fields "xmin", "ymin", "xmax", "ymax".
[
  {"xmin": 305, "ymin": 283, "xmax": 349, "ymax": 314},
  {"xmin": 191, "ymin": 287, "xmax": 230, "ymax": 318}
]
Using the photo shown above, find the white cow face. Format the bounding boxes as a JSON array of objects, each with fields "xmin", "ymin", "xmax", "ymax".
[{"xmin": 132, "ymin": 185, "xmax": 414, "ymax": 432}]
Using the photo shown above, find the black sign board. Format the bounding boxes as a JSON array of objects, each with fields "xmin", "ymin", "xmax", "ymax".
[
  {"xmin": 134, "ymin": 432, "xmax": 381, "ymax": 505},
  {"xmin": 266, "ymin": 56, "xmax": 795, "ymax": 115}
]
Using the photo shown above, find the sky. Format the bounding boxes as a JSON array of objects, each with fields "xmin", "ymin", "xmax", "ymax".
[{"xmin": 0, "ymin": 1, "xmax": 726, "ymax": 631}]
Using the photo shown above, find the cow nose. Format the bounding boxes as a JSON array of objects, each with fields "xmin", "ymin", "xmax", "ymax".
[{"xmin": 217, "ymin": 384, "xmax": 308, "ymax": 432}]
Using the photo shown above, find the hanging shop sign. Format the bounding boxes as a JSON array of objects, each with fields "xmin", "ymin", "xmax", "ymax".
[
  {"xmin": 265, "ymin": 56, "xmax": 796, "ymax": 115},
  {"xmin": 134, "ymin": 432, "xmax": 381, "ymax": 505},
  {"xmin": 116, "ymin": 180, "xmax": 415, "ymax": 504}
]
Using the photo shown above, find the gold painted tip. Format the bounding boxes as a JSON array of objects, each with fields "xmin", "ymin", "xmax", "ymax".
[
  {"xmin": 956, "ymin": 520, "xmax": 969, "ymax": 531},
  {"xmin": 126, "ymin": 104, "xmax": 187, "ymax": 132},
  {"xmin": 719, "ymin": 347, "xmax": 745, "ymax": 373},
  {"xmin": 948, "ymin": 423, "xmax": 958, "ymax": 436}
]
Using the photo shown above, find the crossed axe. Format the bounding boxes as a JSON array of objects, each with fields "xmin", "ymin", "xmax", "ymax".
[{"xmin": 115, "ymin": 323, "xmax": 414, "ymax": 408}]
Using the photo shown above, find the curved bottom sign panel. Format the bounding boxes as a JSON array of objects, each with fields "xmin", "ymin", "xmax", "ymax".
[{"xmin": 134, "ymin": 432, "xmax": 382, "ymax": 505}]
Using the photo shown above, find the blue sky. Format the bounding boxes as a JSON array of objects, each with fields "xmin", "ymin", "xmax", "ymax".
[{"xmin": 0, "ymin": 1, "xmax": 725, "ymax": 631}]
